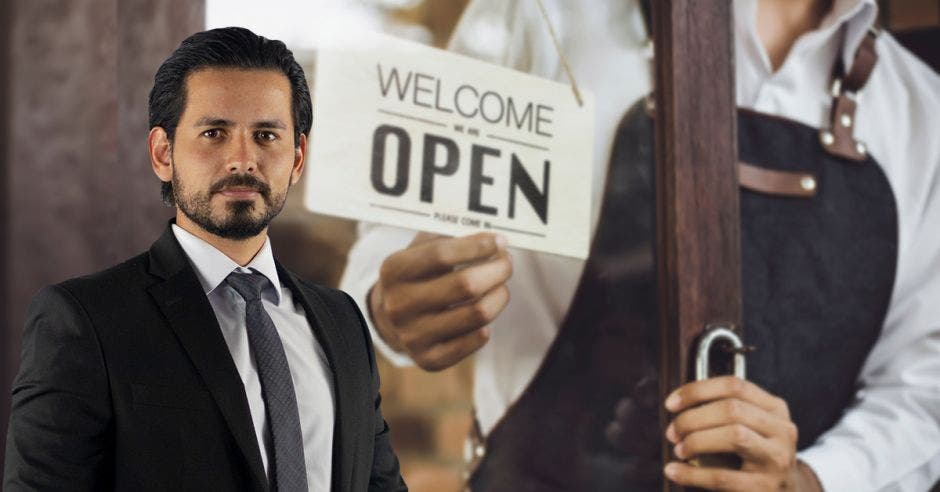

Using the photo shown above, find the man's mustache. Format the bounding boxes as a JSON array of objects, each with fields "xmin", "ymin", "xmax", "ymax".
[{"xmin": 209, "ymin": 174, "xmax": 271, "ymax": 197}]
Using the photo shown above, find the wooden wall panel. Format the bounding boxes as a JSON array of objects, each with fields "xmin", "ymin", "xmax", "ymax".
[
  {"xmin": 0, "ymin": 0, "xmax": 10, "ymax": 473},
  {"xmin": 0, "ymin": 0, "xmax": 203, "ymax": 473}
]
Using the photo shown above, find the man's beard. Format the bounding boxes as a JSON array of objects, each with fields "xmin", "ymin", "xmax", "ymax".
[{"xmin": 173, "ymin": 172, "xmax": 287, "ymax": 240}]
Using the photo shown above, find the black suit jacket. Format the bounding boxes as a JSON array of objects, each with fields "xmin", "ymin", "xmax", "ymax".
[{"xmin": 4, "ymin": 226, "xmax": 407, "ymax": 491}]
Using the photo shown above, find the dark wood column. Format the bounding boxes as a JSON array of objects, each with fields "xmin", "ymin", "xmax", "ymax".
[
  {"xmin": 0, "ymin": 0, "xmax": 204, "ymax": 473},
  {"xmin": 651, "ymin": 2, "xmax": 739, "ymax": 489}
]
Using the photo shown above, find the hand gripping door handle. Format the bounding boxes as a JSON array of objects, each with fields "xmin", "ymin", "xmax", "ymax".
[{"xmin": 688, "ymin": 325, "xmax": 747, "ymax": 470}]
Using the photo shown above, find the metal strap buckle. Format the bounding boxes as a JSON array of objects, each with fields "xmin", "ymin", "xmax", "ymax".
[
  {"xmin": 830, "ymin": 77, "xmax": 857, "ymax": 100},
  {"xmin": 830, "ymin": 77, "xmax": 843, "ymax": 97}
]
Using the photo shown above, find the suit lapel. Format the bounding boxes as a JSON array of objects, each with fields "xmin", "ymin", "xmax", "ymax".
[
  {"xmin": 147, "ymin": 226, "xmax": 269, "ymax": 491},
  {"xmin": 278, "ymin": 265, "xmax": 356, "ymax": 492}
]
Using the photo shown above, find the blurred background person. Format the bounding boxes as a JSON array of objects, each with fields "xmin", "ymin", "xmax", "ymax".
[{"xmin": 343, "ymin": 0, "xmax": 940, "ymax": 490}]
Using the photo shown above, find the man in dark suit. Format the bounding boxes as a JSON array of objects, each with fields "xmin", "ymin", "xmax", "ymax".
[{"xmin": 3, "ymin": 27, "xmax": 406, "ymax": 491}]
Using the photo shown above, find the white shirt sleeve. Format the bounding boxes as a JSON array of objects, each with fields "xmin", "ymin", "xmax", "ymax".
[{"xmin": 797, "ymin": 55, "xmax": 940, "ymax": 489}]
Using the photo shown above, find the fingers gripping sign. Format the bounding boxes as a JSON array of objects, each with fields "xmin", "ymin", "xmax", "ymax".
[
  {"xmin": 662, "ymin": 376, "xmax": 822, "ymax": 491},
  {"xmin": 369, "ymin": 232, "xmax": 512, "ymax": 371}
]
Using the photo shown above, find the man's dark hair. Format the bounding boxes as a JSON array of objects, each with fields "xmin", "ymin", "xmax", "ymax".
[{"xmin": 149, "ymin": 27, "xmax": 312, "ymax": 205}]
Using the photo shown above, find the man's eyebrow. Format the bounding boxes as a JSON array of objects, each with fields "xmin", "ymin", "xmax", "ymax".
[
  {"xmin": 194, "ymin": 117, "xmax": 232, "ymax": 127},
  {"xmin": 254, "ymin": 119, "xmax": 287, "ymax": 130},
  {"xmin": 193, "ymin": 117, "xmax": 287, "ymax": 130}
]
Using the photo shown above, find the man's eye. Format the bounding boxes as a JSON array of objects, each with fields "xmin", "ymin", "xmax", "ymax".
[
  {"xmin": 256, "ymin": 131, "xmax": 278, "ymax": 142},
  {"xmin": 202, "ymin": 129, "xmax": 222, "ymax": 139}
]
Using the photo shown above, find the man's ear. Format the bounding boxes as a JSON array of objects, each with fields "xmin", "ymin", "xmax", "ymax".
[
  {"xmin": 291, "ymin": 132, "xmax": 307, "ymax": 185},
  {"xmin": 149, "ymin": 127, "xmax": 173, "ymax": 183}
]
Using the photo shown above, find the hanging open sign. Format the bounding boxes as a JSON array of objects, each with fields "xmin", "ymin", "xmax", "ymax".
[{"xmin": 304, "ymin": 32, "xmax": 594, "ymax": 259}]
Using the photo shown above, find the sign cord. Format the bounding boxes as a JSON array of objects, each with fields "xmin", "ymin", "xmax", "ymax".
[{"xmin": 534, "ymin": 0, "xmax": 584, "ymax": 106}]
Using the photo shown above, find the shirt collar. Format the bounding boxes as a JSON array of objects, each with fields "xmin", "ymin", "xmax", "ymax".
[
  {"xmin": 822, "ymin": 0, "xmax": 879, "ymax": 70},
  {"xmin": 171, "ymin": 224, "xmax": 283, "ymax": 305},
  {"xmin": 735, "ymin": 0, "xmax": 878, "ymax": 73}
]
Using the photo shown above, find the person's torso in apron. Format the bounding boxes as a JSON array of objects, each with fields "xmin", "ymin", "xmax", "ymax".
[{"xmin": 467, "ymin": 33, "xmax": 897, "ymax": 491}]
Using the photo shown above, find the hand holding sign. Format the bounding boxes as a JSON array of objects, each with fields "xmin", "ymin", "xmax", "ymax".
[{"xmin": 368, "ymin": 232, "xmax": 512, "ymax": 371}]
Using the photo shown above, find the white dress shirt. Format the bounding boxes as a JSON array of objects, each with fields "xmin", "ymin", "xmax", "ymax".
[
  {"xmin": 173, "ymin": 224, "xmax": 334, "ymax": 491},
  {"xmin": 340, "ymin": 0, "xmax": 940, "ymax": 490}
]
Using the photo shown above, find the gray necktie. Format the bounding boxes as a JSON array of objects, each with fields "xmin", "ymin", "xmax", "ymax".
[{"xmin": 227, "ymin": 271, "xmax": 308, "ymax": 492}]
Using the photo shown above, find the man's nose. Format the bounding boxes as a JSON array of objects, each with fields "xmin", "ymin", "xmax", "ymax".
[{"xmin": 226, "ymin": 134, "xmax": 258, "ymax": 173}]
